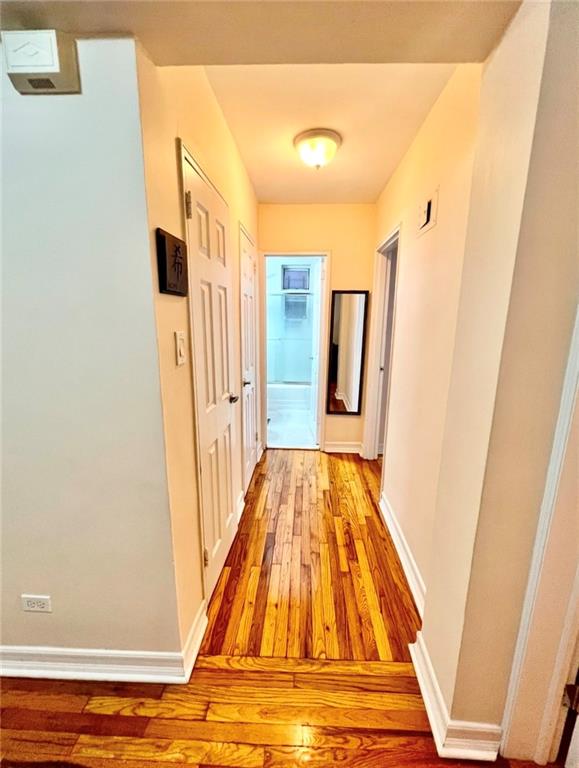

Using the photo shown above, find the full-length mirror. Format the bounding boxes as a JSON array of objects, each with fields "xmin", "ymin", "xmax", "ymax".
[{"xmin": 326, "ymin": 290, "xmax": 369, "ymax": 415}]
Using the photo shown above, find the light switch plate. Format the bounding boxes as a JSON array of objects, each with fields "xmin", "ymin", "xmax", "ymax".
[{"xmin": 175, "ymin": 331, "xmax": 186, "ymax": 366}]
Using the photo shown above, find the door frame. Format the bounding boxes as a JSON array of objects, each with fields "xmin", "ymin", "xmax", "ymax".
[
  {"xmin": 239, "ymin": 222, "xmax": 261, "ymax": 493},
  {"xmin": 180, "ymin": 141, "xmax": 231, "ymax": 600},
  {"xmin": 361, "ymin": 227, "xmax": 401, "ymax": 460},
  {"xmin": 501, "ymin": 305, "xmax": 579, "ymax": 762},
  {"xmin": 260, "ymin": 251, "xmax": 330, "ymax": 451}
]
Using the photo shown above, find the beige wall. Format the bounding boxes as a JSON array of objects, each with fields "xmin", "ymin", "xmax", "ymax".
[
  {"xmin": 451, "ymin": 0, "xmax": 579, "ymax": 728},
  {"xmin": 375, "ymin": 65, "xmax": 481, "ymax": 590},
  {"xmin": 504, "ymin": 391, "xmax": 578, "ymax": 759},
  {"xmin": 258, "ymin": 203, "xmax": 376, "ymax": 446},
  {"xmin": 136, "ymin": 49, "xmax": 258, "ymax": 644},
  {"xmin": 1, "ymin": 39, "xmax": 181, "ymax": 653},
  {"xmin": 421, "ymin": 0, "xmax": 552, "ymax": 714}
]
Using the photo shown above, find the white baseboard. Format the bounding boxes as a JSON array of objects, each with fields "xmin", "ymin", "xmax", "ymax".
[
  {"xmin": 410, "ymin": 632, "xmax": 502, "ymax": 761},
  {"xmin": 1, "ymin": 601, "xmax": 208, "ymax": 684},
  {"xmin": 257, "ymin": 442, "xmax": 264, "ymax": 462},
  {"xmin": 379, "ymin": 493, "xmax": 426, "ymax": 617},
  {"xmin": 324, "ymin": 441, "xmax": 361, "ymax": 454}
]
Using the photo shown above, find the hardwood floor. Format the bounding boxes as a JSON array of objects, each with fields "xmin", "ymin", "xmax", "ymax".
[
  {"xmin": 200, "ymin": 450, "xmax": 418, "ymax": 662},
  {"xmin": 0, "ymin": 451, "xmax": 538, "ymax": 768}
]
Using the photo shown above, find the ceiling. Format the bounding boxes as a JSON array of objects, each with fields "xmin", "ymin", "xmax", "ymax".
[
  {"xmin": 1, "ymin": 0, "xmax": 518, "ymax": 203},
  {"xmin": 0, "ymin": 1, "xmax": 520, "ymax": 65},
  {"xmin": 205, "ymin": 63, "xmax": 456, "ymax": 203}
]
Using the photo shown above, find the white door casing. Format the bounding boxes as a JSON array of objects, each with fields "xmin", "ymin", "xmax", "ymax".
[
  {"xmin": 361, "ymin": 229, "xmax": 400, "ymax": 460},
  {"xmin": 183, "ymin": 154, "xmax": 238, "ymax": 597},
  {"xmin": 309, "ymin": 258, "xmax": 322, "ymax": 443},
  {"xmin": 240, "ymin": 225, "xmax": 259, "ymax": 492}
]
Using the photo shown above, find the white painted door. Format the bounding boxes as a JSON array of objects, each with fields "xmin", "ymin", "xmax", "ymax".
[
  {"xmin": 240, "ymin": 227, "xmax": 258, "ymax": 492},
  {"xmin": 184, "ymin": 158, "xmax": 238, "ymax": 596}
]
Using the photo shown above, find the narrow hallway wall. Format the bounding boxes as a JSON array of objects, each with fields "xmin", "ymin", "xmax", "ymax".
[
  {"xmin": 1, "ymin": 39, "xmax": 181, "ymax": 655},
  {"xmin": 136, "ymin": 48, "xmax": 258, "ymax": 648},
  {"xmin": 374, "ymin": 65, "xmax": 482, "ymax": 596},
  {"xmin": 451, "ymin": 0, "xmax": 579, "ymax": 732}
]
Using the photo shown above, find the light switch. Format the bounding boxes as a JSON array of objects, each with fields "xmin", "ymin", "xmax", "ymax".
[{"xmin": 175, "ymin": 331, "xmax": 186, "ymax": 366}]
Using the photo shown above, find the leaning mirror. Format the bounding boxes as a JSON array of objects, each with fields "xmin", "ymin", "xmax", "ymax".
[{"xmin": 326, "ymin": 290, "xmax": 369, "ymax": 415}]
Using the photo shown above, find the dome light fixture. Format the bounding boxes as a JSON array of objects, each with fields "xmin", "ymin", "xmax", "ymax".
[{"xmin": 294, "ymin": 128, "xmax": 342, "ymax": 169}]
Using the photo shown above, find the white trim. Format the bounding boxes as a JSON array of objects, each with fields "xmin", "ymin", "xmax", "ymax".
[
  {"xmin": 502, "ymin": 305, "xmax": 579, "ymax": 761},
  {"xmin": 256, "ymin": 442, "xmax": 264, "ymax": 462},
  {"xmin": 0, "ymin": 646, "xmax": 186, "ymax": 683},
  {"xmin": 1, "ymin": 602, "xmax": 208, "ymax": 685},
  {"xmin": 379, "ymin": 493, "xmax": 425, "ymax": 617},
  {"xmin": 324, "ymin": 441, "xmax": 361, "ymax": 454},
  {"xmin": 410, "ymin": 632, "xmax": 502, "ymax": 761},
  {"xmin": 540, "ymin": 566, "xmax": 579, "ymax": 763},
  {"xmin": 235, "ymin": 489, "xmax": 245, "ymax": 523},
  {"xmin": 181, "ymin": 599, "xmax": 209, "ymax": 680},
  {"xmin": 361, "ymin": 227, "xmax": 400, "ymax": 460},
  {"xmin": 239, "ymin": 221, "xmax": 260, "ymax": 494}
]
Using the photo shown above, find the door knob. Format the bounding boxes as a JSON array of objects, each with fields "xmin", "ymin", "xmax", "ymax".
[
  {"xmin": 243, "ymin": 380, "xmax": 251, "ymax": 387},
  {"xmin": 229, "ymin": 394, "xmax": 240, "ymax": 403}
]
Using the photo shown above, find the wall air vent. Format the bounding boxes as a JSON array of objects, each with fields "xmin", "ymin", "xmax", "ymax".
[{"xmin": 28, "ymin": 78, "xmax": 56, "ymax": 90}]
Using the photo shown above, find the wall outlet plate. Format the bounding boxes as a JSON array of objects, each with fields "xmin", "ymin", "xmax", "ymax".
[{"xmin": 21, "ymin": 594, "xmax": 52, "ymax": 612}]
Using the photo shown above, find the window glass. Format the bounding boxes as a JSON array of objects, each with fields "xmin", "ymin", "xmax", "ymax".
[{"xmin": 282, "ymin": 266, "xmax": 310, "ymax": 290}]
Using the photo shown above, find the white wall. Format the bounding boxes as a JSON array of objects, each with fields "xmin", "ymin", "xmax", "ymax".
[
  {"xmin": 451, "ymin": 0, "xmax": 579, "ymax": 730},
  {"xmin": 1, "ymin": 39, "xmax": 181, "ymax": 652},
  {"xmin": 421, "ymin": 0, "xmax": 551, "ymax": 713},
  {"xmin": 375, "ymin": 65, "xmax": 481, "ymax": 591}
]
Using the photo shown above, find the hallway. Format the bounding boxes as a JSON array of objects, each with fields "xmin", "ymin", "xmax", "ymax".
[
  {"xmin": 1, "ymin": 452, "xmax": 539, "ymax": 767},
  {"xmin": 199, "ymin": 450, "xmax": 419, "ymax": 660}
]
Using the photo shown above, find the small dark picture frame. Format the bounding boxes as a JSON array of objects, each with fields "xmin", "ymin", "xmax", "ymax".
[{"xmin": 156, "ymin": 228, "xmax": 188, "ymax": 296}]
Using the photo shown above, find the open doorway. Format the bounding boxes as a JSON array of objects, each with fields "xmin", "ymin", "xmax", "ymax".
[
  {"xmin": 362, "ymin": 232, "xmax": 399, "ymax": 461},
  {"xmin": 376, "ymin": 236, "xmax": 399, "ymax": 458},
  {"xmin": 265, "ymin": 254, "xmax": 325, "ymax": 449}
]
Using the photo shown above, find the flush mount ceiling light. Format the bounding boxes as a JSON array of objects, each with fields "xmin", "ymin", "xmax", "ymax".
[{"xmin": 294, "ymin": 128, "xmax": 342, "ymax": 169}]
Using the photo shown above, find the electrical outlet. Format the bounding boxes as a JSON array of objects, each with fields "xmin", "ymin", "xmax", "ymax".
[{"xmin": 21, "ymin": 594, "xmax": 52, "ymax": 613}]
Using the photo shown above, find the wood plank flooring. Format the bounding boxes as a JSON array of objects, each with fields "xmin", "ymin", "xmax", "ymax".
[
  {"xmin": 200, "ymin": 449, "xmax": 418, "ymax": 662},
  {"xmin": 0, "ymin": 451, "xmax": 539, "ymax": 768}
]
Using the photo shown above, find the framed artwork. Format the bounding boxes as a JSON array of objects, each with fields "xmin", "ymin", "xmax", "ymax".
[{"xmin": 156, "ymin": 228, "xmax": 188, "ymax": 296}]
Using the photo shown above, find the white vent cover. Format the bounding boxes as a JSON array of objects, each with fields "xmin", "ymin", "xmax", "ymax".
[{"xmin": 1, "ymin": 30, "xmax": 80, "ymax": 94}]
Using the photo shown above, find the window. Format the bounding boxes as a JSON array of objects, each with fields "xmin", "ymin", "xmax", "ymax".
[
  {"xmin": 282, "ymin": 266, "xmax": 310, "ymax": 291},
  {"xmin": 284, "ymin": 295, "xmax": 308, "ymax": 320}
]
